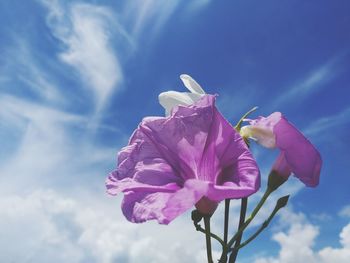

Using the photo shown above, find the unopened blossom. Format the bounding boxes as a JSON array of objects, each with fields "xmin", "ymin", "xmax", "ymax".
[
  {"xmin": 241, "ymin": 112, "xmax": 322, "ymax": 187},
  {"xmin": 158, "ymin": 74, "xmax": 206, "ymax": 116},
  {"xmin": 106, "ymin": 95, "xmax": 260, "ymax": 224}
]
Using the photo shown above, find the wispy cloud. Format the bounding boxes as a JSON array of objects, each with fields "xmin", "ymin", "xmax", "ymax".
[
  {"xmin": 0, "ymin": 94, "xmax": 89, "ymax": 190},
  {"xmin": 125, "ymin": 0, "xmax": 180, "ymax": 38},
  {"xmin": 40, "ymin": 0, "xmax": 124, "ymax": 111},
  {"xmin": 303, "ymin": 106, "xmax": 350, "ymax": 137},
  {"xmin": 122, "ymin": 0, "xmax": 211, "ymax": 40},
  {"xmin": 186, "ymin": 0, "xmax": 212, "ymax": 13},
  {"xmin": 37, "ymin": 0, "xmax": 212, "ymax": 113},
  {"xmin": 339, "ymin": 205, "xmax": 350, "ymax": 218},
  {"xmin": 274, "ymin": 57, "xmax": 341, "ymax": 107},
  {"xmin": 37, "ymin": 0, "xmax": 213, "ymax": 113},
  {"xmin": 1, "ymin": 38, "xmax": 63, "ymax": 104}
]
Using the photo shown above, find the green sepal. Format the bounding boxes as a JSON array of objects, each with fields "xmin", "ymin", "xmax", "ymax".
[
  {"xmin": 275, "ymin": 195, "xmax": 290, "ymax": 210},
  {"xmin": 268, "ymin": 170, "xmax": 288, "ymax": 192},
  {"xmin": 191, "ymin": 209, "xmax": 203, "ymax": 224},
  {"xmin": 235, "ymin": 106, "xmax": 258, "ymax": 132}
]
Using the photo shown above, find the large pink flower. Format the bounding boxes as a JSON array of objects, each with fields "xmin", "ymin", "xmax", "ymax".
[
  {"xmin": 106, "ymin": 95, "xmax": 260, "ymax": 224},
  {"xmin": 241, "ymin": 112, "xmax": 322, "ymax": 187}
]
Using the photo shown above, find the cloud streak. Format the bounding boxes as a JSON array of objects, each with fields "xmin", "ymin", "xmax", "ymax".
[
  {"xmin": 274, "ymin": 57, "xmax": 341, "ymax": 107},
  {"xmin": 0, "ymin": 94, "xmax": 88, "ymax": 190},
  {"xmin": 339, "ymin": 205, "xmax": 350, "ymax": 218},
  {"xmin": 123, "ymin": 0, "xmax": 210, "ymax": 40},
  {"xmin": 0, "ymin": 38, "xmax": 63, "ymax": 104},
  {"xmin": 303, "ymin": 106, "xmax": 350, "ymax": 137},
  {"xmin": 40, "ymin": 0, "xmax": 123, "ymax": 111}
]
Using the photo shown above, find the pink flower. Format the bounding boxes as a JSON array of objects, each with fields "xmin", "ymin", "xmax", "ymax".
[
  {"xmin": 106, "ymin": 95, "xmax": 260, "ymax": 224},
  {"xmin": 241, "ymin": 112, "xmax": 322, "ymax": 187}
]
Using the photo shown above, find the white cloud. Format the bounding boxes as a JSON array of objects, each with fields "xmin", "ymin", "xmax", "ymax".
[
  {"xmin": 0, "ymin": 189, "xmax": 219, "ymax": 263},
  {"xmin": 0, "ymin": 191, "xmax": 84, "ymax": 263},
  {"xmin": 254, "ymin": 212, "xmax": 350, "ymax": 263},
  {"xmin": 0, "ymin": 93, "xmax": 117, "ymax": 194},
  {"xmin": 339, "ymin": 205, "xmax": 350, "ymax": 218},
  {"xmin": 274, "ymin": 58, "xmax": 340, "ymax": 107},
  {"xmin": 40, "ymin": 0, "xmax": 123, "ymax": 111},
  {"xmin": 318, "ymin": 224, "xmax": 350, "ymax": 262}
]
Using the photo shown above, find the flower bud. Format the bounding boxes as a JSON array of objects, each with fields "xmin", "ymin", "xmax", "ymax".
[{"xmin": 267, "ymin": 153, "xmax": 291, "ymax": 191}]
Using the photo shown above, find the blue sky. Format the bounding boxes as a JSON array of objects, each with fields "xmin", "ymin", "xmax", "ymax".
[{"xmin": 0, "ymin": 0, "xmax": 350, "ymax": 262}]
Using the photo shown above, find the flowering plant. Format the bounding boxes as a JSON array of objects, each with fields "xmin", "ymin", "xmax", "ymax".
[{"xmin": 106, "ymin": 75, "xmax": 322, "ymax": 263}]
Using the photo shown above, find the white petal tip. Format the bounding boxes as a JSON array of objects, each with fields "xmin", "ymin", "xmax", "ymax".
[
  {"xmin": 179, "ymin": 74, "xmax": 190, "ymax": 80},
  {"xmin": 179, "ymin": 74, "xmax": 205, "ymax": 94}
]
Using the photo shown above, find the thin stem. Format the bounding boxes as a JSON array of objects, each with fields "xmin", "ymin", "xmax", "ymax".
[
  {"xmin": 227, "ymin": 188, "xmax": 272, "ymax": 249},
  {"xmin": 218, "ymin": 199, "xmax": 231, "ymax": 263},
  {"xmin": 229, "ymin": 197, "xmax": 248, "ymax": 263},
  {"xmin": 236, "ymin": 195, "xmax": 290, "ymax": 250},
  {"xmin": 224, "ymin": 199, "xmax": 230, "ymax": 244},
  {"xmin": 204, "ymin": 215, "xmax": 214, "ymax": 263},
  {"xmin": 194, "ymin": 222, "xmax": 225, "ymax": 247},
  {"xmin": 234, "ymin": 106, "xmax": 258, "ymax": 130}
]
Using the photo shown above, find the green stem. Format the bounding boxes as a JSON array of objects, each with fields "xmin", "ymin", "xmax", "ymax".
[
  {"xmin": 227, "ymin": 188, "xmax": 272, "ymax": 249},
  {"xmin": 224, "ymin": 199, "xmax": 230, "ymax": 244},
  {"xmin": 228, "ymin": 197, "xmax": 248, "ymax": 263},
  {"xmin": 218, "ymin": 199, "xmax": 231, "ymax": 263},
  {"xmin": 204, "ymin": 216, "xmax": 214, "ymax": 263},
  {"xmin": 194, "ymin": 222, "xmax": 225, "ymax": 247},
  {"xmin": 235, "ymin": 106, "xmax": 258, "ymax": 130},
  {"xmin": 236, "ymin": 195, "xmax": 290, "ymax": 250}
]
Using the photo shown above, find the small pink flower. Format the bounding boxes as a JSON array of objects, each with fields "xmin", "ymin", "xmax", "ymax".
[{"xmin": 241, "ymin": 112, "xmax": 322, "ymax": 187}]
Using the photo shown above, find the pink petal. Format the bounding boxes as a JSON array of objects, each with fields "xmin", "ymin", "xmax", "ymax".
[
  {"xmin": 247, "ymin": 112, "xmax": 322, "ymax": 187},
  {"xmin": 107, "ymin": 95, "xmax": 260, "ymax": 224},
  {"xmin": 274, "ymin": 115, "xmax": 322, "ymax": 187}
]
